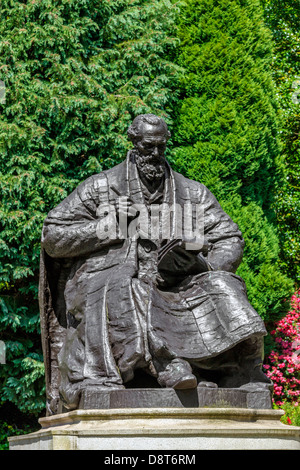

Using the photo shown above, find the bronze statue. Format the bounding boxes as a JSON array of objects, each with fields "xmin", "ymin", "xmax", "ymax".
[{"xmin": 39, "ymin": 114, "xmax": 272, "ymax": 415}]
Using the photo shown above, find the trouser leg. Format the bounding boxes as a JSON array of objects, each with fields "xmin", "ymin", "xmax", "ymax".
[
  {"xmin": 231, "ymin": 335, "xmax": 273, "ymax": 391},
  {"xmin": 193, "ymin": 335, "xmax": 273, "ymax": 390}
]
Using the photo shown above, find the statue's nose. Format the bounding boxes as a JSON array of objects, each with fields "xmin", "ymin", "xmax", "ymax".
[{"xmin": 153, "ymin": 146, "xmax": 159, "ymax": 157}]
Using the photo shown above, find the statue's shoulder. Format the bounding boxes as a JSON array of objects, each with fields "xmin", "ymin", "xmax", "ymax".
[
  {"xmin": 97, "ymin": 160, "xmax": 125, "ymax": 179},
  {"xmin": 83, "ymin": 160, "xmax": 126, "ymax": 191}
]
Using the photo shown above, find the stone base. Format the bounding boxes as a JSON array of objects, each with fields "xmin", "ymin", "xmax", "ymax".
[
  {"xmin": 9, "ymin": 407, "xmax": 300, "ymax": 450},
  {"xmin": 78, "ymin": 386, "xmax": 272, "ymax": 410}
]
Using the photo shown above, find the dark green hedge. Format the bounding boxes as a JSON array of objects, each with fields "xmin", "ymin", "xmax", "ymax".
[
  {"xmin": 0, "ymin": 0, "xmax": 180, "ymax": 416},
  {"xmin": 169, "ymin": 0, "xmax": 294, "ymax": 321},
  {"xmin": 0, "ymin": 0, "xmax": 295, "ymax": 422}
]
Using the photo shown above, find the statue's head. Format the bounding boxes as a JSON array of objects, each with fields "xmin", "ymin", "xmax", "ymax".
[
  {"xmin": 127, "ymin": 114, "xmax": 171, "ymax": 145},
  {"xmin": 127, "ymin": 114, "xmax": 171, "ymax": 183}
]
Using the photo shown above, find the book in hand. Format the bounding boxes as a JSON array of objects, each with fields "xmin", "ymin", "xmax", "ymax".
[
  {"xmin": 157, "ymin": 239, "xmax": 183, "ymax": 264},
  {"xmin": 157, "ymin": 238, "xmax": 211, "ymax": 273}
]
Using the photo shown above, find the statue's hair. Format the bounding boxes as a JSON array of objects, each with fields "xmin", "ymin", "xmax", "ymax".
[{"xmin": 127, "ymin": 114, "xmax": 171, "ymax": 143}]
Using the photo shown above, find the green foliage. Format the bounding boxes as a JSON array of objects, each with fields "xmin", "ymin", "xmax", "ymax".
[
  {"xmin": 262, "ymin": 0, "xmax": 300, "ymax": 282},
  {"xmin": 171, "ymin": 0, "xmax": 284, "ymax": 208},
  {"xmin": 170, "ymin": 0, "xmax": 294, "ymax": 323},
  {"xmin": 221, "ymin": 197, "xmax": 293, "ymax": 321},
  {"xmin": 0, "ymin": 403, "xmax": 40, "ymax": 450},
  {"xmin": 0, "ymin": 421, "xmax": 32, "ymax": 450},
  {"xmin": 275, "ymin": 401, "xmax": 300, "ymax": 427},
  {"xmin": 0, "ymin": 0, "xmax": 180, "ymax": 417},
  {"xmin": 0, "ymin": 418, "xmax": 39, "ymax": 450},
  {"xmin": 0, "ymin": 0, "xmax": 297, "ymax": 425},
  {"xmin": 0, "ymin": 295, "xmax": 45, "ymax": 414}
]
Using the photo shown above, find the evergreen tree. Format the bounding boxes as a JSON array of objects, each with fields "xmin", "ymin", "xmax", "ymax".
[
  {"xmin": 0, "ymin": 0, "xmax": 180, "ymax": 420},
  {"xmin": 170, "ymin": 0, "xmax": 294, "ymax": 322},
  {"xmin": 263, "ymin": 0, "xmax": 300, "ymax": 283},
  {"xmin": 0, "ymin": 0, "xmax": 297, "ymax": 429}
]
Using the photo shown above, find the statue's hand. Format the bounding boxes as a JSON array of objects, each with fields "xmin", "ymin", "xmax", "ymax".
[
  {"xmin": 163, "ymin": 238, "xmax": 211, "ymax": 273},
  {"xmin": 181, "ymin": 236, "xmax": 209, "ymax": 255},
  {"xmin": 115, "ymin": 196, "xmax": 138, "ymax": 221}
]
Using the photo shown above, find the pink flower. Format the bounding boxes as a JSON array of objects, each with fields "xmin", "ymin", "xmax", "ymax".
[{"xmin": 263, "ymin": 289, "xmax": 300, "ymax": 405}]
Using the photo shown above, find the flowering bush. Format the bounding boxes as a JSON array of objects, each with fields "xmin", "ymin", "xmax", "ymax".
[
  {"xmin": 263, "ymin": 290, "xmax": 300, "ymax": 407},
  {"xmin": 273, "ymin": 401, "xmax": 300, "ymax": 427}
]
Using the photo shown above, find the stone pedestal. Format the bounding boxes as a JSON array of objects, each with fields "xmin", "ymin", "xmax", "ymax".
[
  {"xmin": 78, "ymin": 386, "xmax": 272, "ymax": 410},
  {"xmin": 9, "ymin": 407, "xmax": 300, "ymax": 450}
]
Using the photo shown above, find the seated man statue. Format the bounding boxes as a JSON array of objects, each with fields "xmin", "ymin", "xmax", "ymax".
[{"xmin": 40, "ymin": 114, "xmax": 272, "ymax": 415}]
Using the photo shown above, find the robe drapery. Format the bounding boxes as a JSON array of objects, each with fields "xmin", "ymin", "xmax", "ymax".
[{"xmin": 40, "ymin": 151, "xmax": 267, "ymax": 413}]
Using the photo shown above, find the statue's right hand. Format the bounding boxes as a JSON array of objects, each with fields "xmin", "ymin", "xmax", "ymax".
[{"xmin": 115, "ymin": 196, "xmax": 137, "ymax": 220}]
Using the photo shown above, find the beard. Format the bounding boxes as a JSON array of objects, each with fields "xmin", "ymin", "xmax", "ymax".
[{"xmin": 134, "ymin": 150, "xmax": 166, "ymax": 183}]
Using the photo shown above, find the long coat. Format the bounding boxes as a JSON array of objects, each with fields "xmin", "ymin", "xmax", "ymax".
[{"xmin": 40, "ymin": 152, "xmax": 266, "ymax": 414}]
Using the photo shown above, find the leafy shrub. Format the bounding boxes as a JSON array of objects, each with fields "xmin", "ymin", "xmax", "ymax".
[
  {"xmin": 0, "ymin": 0, "xmax": 180, "ymax": 416},
  {"xmin": 263, "ymin": 290, "xmax": 300, "ymax": 405},
  {"xmin": 0, "ymin": 402, "xmax": 41, "ymax": 450},
  {"xmin": 170, "ymin": 0, "xmax": 295, "ymax": 323},
  {"xmin": 0, "ymin": 420, "xmax": 37, "ymax": 450},
  {"xmin": 274, "ymin": 401, "xmax": 300, "ymax": 427},
  {"xmin": 263, "ymin": 0, "xmax": 300, "ymax": 283}
]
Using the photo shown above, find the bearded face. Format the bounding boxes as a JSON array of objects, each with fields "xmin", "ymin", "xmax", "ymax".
[
  {"xmin": 133, "ymin": 123, "xmax": 167, "ymax": 184},
  {"xmin": 134, "ymin": 151, "xmax": 166, "ymax": 182}
]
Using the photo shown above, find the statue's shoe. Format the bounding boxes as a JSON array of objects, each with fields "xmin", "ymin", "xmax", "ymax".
[
  {"xmin": 197, "ymin": 380, "xmax": 218, "ymax": 388},
  {"xmin": 157, "ymin": 358, "xmax": 197, "ymax": 390},
  {"xmin": 239, "ymin": 382, "xmax": 273, "ymax": 392},
  {"xmin": 171, "ymin": 374, "xmax": 197, "ymax": 390}
]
